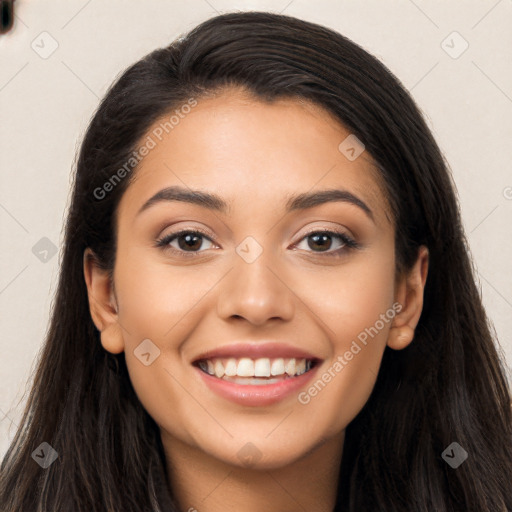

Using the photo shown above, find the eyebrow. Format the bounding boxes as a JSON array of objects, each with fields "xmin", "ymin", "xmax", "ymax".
[
  {"xmin": 285, "ymin": 188, "xmax": 373, "ymax": 220},
  {"xmin": 137, "ymin": 185, "xmax": 374, "ymax": 220}
]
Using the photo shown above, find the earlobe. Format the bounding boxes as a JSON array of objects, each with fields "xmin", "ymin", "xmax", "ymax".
[
  {"xmin": 387, "ymin": 325, "xmax": 415, "ymax": 350},
  {"xmin": 99, "ymin": 322, "xmax": 124, "ymax": 354},
  {"xmin": 83, "ymin": 248, "xmax": 124, "ymax": 354},
  {"xmin": 387, "ymin": 246, "xmax": 429, "ymax": 351}
]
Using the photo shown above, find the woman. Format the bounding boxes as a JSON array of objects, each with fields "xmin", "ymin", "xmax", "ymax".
[{"xmin": 1, "ymin": 11, "xmax": 511, "ymax": 512}]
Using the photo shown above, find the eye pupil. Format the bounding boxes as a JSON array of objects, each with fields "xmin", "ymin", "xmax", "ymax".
[
  {"xmin": 178, "ymin": 233, "xmax": 203, "ymax": 251},
  {"xmin": 308, "ymin": 233, "xmax": 332, "ymax": 252}
]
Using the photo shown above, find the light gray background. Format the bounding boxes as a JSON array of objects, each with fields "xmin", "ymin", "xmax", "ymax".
[{"xmin": 1, "ymin": 0, "xmax": 511, "ymax": 460}]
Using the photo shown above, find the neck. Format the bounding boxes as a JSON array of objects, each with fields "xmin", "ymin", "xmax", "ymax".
[{"xmin": 162, "ymin": 431, "xmax": 345, "ymax": 512}]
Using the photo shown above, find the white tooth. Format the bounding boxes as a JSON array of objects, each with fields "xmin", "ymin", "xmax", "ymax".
[
  {"xmin": 214, "ymin": 360, "xmax": 225, "ymax": 378},
  {"xmin": 254, "ymin": 358, "xmax": 271, "ymax": 377},
  {"xmin": 206, "ymin": 360, "xmax": 215, "ymax": 375},
  {"xmin": 270, "ymin": 358, "xmax": 285, "ymax": 376},
  {"xmin": 237, "ymin": 358, "xmax": 255, "ymax": 377},
  {"xmin": 224, "ymin": 358, "xmax": 238, "ymax": 376},
  {"xmin": 222, "ymin": 376, "xmax": 285, "ymax": 385},
  {"xmin": 285, "ymin": 358, "xmax": 296, "ymax": 376},
  {"xmin": 295, "ymin": 359, "xmax": 306, "ymax": 376}
]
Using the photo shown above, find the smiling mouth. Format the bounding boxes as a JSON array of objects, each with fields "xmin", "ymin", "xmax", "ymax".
[{"xmin": 194, "ymin": 357, "xmax": 319, "ymax": 385}]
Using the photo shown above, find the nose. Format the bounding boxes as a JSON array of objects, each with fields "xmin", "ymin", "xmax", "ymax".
[{"xmin": 216, "ymin": 247, "xmax": 295, "ymax": 326}]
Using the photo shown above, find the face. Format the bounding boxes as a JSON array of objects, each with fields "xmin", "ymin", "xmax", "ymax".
[{"xmin": 87, "ymin": 88, "xmax": 419, "ymax": 471}]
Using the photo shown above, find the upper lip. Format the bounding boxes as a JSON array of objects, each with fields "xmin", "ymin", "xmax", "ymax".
[{"xmin": 192, "ymin": 342, "xmax": 321, "ymax": 363}]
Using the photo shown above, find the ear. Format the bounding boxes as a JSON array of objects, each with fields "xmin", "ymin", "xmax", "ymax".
[
  {"xmin": 387, "ymin": 245, "xmax": 429, "ymax": 350},
  {"xmin": 83, "ymin": 248, "xmax": 124, "ymax": 354}
]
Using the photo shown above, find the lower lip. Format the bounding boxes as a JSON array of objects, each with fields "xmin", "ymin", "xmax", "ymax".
[{"xmin": 194, "ymin": 364, "xmax": 320, "ymax": 407}]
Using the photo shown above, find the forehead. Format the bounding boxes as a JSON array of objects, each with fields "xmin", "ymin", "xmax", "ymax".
[{"xmin": 118, "ymin": 88, "xmax": 391, "ymax": 225}]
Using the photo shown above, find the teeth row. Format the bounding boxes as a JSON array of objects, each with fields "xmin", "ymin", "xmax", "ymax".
[{"xmin": 198, "ymin": 357, "xmax": 312, "ymax": 379}]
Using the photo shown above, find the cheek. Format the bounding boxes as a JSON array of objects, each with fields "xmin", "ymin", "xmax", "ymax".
[
  {"xmin": 292, "ymin": 250, "xmax": 396, "ymax": 430},
  {"xmin": 113, "ymin": 251, "xmax": 217, "ymax": 442},
  {"xmin": 298, "ymin": 250, "xmax": 396, "ymax": 347},
  {"xmin": 113, "ymin": 249, "xmax": 217, "ymax": 342}
]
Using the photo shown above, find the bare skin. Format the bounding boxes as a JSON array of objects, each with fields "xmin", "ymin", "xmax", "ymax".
[{"xmin": 84, "ymin": 88, "xmax": 428, "ymax": 512}]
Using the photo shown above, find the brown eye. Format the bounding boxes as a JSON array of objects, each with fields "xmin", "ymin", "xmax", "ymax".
[
  {"xmin": 307, "ymin": 232, "xmax": 335, "ymax": 252},
  {"xmin": 294, "ymin": 230, "xmax": 358, "ymax": 255},
  {"xmin": 157, "ymin": 230, "xmax": 215, "ymax": 254},
  {"xmin": 176, "ymin": 232, "xmax": 204, "ymax": 251}
]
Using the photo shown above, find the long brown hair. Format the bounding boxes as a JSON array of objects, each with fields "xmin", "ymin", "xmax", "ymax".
[{"xmin": 2, "ymin": 11, "xmax": 511, "ymax": 511}]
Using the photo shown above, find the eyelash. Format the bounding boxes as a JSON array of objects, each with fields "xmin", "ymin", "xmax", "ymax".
[{"xmin": 155, "ymin": 228, "xmax": 359, "ymax": 258}]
